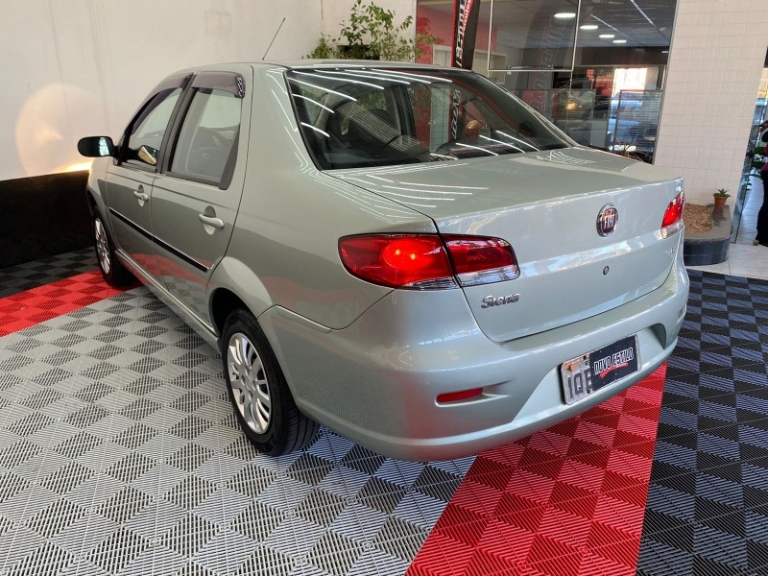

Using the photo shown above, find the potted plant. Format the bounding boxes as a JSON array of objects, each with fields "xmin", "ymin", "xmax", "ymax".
[
  {"xmin": 307, "ymin": 0, "xmax": 435, "ymax": 61},
  {"xmin": 713, "ymin": 188, "xmax": 730, "ymax": 208}
]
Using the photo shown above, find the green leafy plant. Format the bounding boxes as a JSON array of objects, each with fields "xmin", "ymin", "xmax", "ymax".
[
  {"xmin": 714, "ymin": 188, "xmax": 730, "ymax": 198},
  {"xmin": 307, "ymin": 0, "xmax": 435, "ymax": 62},
  {"xmin": 308, "ymin": 35, "xmax": 337, "ymax": 59}
]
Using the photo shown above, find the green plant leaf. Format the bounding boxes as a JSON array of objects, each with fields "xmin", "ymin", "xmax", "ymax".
[{"xmin": 308, "ymin": 0, "xmax": 436, "ymax": 62}]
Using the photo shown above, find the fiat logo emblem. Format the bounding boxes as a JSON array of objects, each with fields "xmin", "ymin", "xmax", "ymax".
[{"xmin": 597, "ymin": 204, "xmax": 618, "ymax": 237}]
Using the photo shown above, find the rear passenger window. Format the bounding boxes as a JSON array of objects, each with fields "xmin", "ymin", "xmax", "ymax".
[{"xmin": 170, "ymin": 88, "xmax": 241, "ymax": 185}]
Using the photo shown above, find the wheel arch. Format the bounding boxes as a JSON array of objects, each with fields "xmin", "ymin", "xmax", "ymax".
[
  {"xmin": 85, "ymin": 183, "xmax": 118, "ymax": 241},
  {"xmin": 210, "ymin": 288, "xmax": 249, "ymax": 336},
  {"xmin": 208, "ymin": 257, "xmax": 273, "ymax": 336},
  {"xmin": 85, "ymin": 188, "xmax": 97, "ymax": 216}
]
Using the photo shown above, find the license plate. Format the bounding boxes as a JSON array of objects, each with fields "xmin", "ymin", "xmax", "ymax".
[{"xmin": 559, "ymin": 335, "xmax": 639, "ymax": 405}]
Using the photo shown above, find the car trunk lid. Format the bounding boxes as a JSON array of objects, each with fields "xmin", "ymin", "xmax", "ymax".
[{"xmin": 331, "ymin": 147, "xmax": 683, "ymax": 342}]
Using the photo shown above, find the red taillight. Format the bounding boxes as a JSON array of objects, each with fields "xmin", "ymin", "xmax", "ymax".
[
  {"xmin": 339, "ymin": 235, "xmax": 455, "ymax": 289},
  {"xmin": 661, "ymin": 191, "xmax": 685, "ymax": 238},
  {"xmin": 338, "ymin": 234, "xmax": 519, "ymax": 289},
  {"xmin": 444, "ymin": 235, "xmax": 519, "ymax": 286}
]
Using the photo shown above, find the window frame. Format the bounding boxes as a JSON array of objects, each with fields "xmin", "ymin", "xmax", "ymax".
[
  {"xmin": 162, "ymin": 72, "xmax": 245, "ymax": 190},
  {"xmin": 117, "ymin": 73, "xmax": 192, "ymax": 173}
]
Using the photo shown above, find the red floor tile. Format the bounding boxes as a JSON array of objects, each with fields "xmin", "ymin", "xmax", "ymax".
[
  {"xmin": 0, "ymin": 270, "xmax": 130, "ymax": 336},
  {"xmin": 408, "ymin": 365, "xmax": 667, "ymax": 576}
]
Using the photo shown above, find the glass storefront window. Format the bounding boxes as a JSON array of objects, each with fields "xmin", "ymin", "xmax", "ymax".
[{"xmin": 416, "ymin": 0, "xmax": 677, "ymax": 163}]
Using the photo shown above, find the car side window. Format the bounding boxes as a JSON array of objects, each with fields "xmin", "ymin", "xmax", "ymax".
[
  {"xmin": 170, "ymin": 88, "xmax": 242, "ymax": 186},
  {"xmin": 123, "ymin": 88, "xmax": 182, "ymax": 168}
]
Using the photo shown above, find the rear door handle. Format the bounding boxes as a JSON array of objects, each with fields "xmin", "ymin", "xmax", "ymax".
[
  {"xmin": 133, "ymin": 190, "xmax": 149, "ymax": 202},
  {"xmin": 199, "ymin": 214, "xmax": 224, "ymax": 229}
]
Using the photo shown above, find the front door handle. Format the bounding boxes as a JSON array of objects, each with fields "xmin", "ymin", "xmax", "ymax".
[
  {"xmin": 199, "ymin": 214, "xmax": 224, "ymax": 229},
  {"xmin": 133, "ymin": 190, "xmax": 149, "ymax": 202}
]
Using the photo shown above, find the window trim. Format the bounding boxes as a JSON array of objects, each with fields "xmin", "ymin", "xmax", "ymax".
[
  {"xmin": 161, "ymin": 72, "xmax": 244, "ymax": 190},
  {"xmin": 191, "ymin": 71, "xmax": 245, "ymax": 99},
  {"xmin": 117, "ymin": 73, "xmax": 192, "ymax": 173}
]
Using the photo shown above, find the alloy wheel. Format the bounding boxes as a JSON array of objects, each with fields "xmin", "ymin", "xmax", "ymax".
[
  {"xmin": 227, "ymin": 332, "xmax": 271, "ymax": 434},
  {"xmin": 94, "ymin": 218, "xmax": 111, "ymax": 275}
]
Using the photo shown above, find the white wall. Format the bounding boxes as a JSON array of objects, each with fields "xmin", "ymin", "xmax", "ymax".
[
  {"xmin": 0, "ymin": 0, "xmax": 323, "ymax": 181},
  {"xmin": 655, "ymin": 0, "xmax": 768, "ymax": 205}
]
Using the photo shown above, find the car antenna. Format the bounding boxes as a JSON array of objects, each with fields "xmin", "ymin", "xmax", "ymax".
[{"xmin": 262, "ymin": 17, "xmax": 286, "ymax": 61}]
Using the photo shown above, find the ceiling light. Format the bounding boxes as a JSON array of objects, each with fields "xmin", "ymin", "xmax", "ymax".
[
  {"xmin": 613, "ymin": 39, "xmax": 627, "ymax": 44},
  {"xmin": 599, "ymin": 34, "xmax": 615, "ymax": 39},
  {"xmin": 580, "ymin": 24, "xmax": 599, "ymax": 30},
  {"xmin": 554, "ymin": 12, "xmax": 576, "ymax": 19}
]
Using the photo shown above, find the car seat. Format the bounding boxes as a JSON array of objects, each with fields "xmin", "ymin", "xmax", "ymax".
[{"xmin": 346, "ymin": 109, "xmax": 399, "ymax": 156}]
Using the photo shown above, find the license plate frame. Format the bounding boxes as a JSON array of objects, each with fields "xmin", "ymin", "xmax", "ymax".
[{"xmin": 559, "ymin": 335, "xmax": 639, "ymax": 405}]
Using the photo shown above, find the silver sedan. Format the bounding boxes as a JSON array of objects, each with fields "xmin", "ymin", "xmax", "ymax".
[{"xmin": 78, "ymin": 62, "xmax": 688, "ymax": 461}]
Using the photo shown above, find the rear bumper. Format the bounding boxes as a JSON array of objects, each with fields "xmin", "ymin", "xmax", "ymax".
[{"xmin": 260, "ymin": 247, "xmax": 688, "ymax": 461}]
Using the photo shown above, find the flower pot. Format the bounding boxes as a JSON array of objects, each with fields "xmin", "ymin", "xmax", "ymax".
[{"xmin": 714, "ymin": 196, "xmax": 727, "ymax": 209}]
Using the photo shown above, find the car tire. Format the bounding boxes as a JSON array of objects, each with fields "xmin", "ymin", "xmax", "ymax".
[
  {"xmin": 93, "ymin": 212, "xmax": 134, "ymax": 287},
  {"xmin": 221, "ymin": 309, "xmax": 319, "ymax": 456}
]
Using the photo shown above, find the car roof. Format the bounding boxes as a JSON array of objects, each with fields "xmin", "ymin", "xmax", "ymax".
[
  {"xmin": 171, "ymin": 60, "xmax": 459, "ymax": 74},
  {"xmin": 160, "ymin": 61, "xmax": 471, "ymax": 91},
  {"xmin": 261, "ymin": 59, "xmax": 454, "ymax": 71}
]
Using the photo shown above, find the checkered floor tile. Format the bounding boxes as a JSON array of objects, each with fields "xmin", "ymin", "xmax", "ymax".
[
  {"xmin": 407, "ymin": 367, "xmax": 666, "ymax": 576},
  {"xmin": 2, "ymin": 259, "xmax": 768, "ymax": 575},
  {"xmin": 637, "ymin": 270, "xmax": 768, "ymax": 576},
  {"xmin": 0, "ymin": 248, "xmax": 96, "ymax": 299},
  {"xmin": 0, "ymin": 271, "xmax": 128, "ymax": 338},
  {"xmin": 0, "ymin": 285, "xmax": 473, "ymax": 576}
]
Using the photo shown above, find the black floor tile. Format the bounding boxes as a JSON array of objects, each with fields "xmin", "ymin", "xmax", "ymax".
[
  {"xmin": 0, "ymin": 247, "xmax": 96, "ymax": 298},
  {"xmin": 640, "ymin": 270, "xmax": 768, "ymax": 575}
]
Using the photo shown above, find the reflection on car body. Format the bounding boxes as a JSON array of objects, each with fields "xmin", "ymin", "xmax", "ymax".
[{"xmin": 78, "ymin": 62, "xmax": 688, "ymax": 461}]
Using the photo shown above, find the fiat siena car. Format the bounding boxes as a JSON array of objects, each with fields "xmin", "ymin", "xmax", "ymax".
[{"xmin": 78, "ymin": 62, "xmax": 688, "ymax": 461}]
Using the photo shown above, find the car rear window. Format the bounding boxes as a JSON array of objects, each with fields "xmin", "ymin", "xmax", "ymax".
[{"xmin": 285, "ymin": 67, "xmax": 571, "ymax": 170}]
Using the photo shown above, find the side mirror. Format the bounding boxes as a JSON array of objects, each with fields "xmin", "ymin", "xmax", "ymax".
[{"xmin": 77, "ymin": 136, "xmax": 115, "ymax": 158}]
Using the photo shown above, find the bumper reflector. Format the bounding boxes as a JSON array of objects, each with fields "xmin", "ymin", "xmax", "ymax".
[{"xmin": 436, "ymin": 388, "xmax": 483, "ymax": 404}]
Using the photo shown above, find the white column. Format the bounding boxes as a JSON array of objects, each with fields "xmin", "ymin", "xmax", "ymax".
[{"xmin": 655, "ymin": 0, "xmax": 768, "ymax": 206}]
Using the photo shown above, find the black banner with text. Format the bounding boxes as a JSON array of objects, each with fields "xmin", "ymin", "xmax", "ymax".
[{"xmin": 451, "ymin": 0, "xmax": 481, "ymax": 70}]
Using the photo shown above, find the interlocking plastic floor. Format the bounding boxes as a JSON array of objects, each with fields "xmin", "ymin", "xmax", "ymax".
[
  {"xmin": 0, "ymin": 248, "xmax": 96, "ymax": 300},
  {"xmin": 0, "ymin": 253, "xmax": 767, "ymax": 575}
]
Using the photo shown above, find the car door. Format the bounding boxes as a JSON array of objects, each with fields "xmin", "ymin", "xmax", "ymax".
[
  {"xmin": 106, "ymin": 74, "xmax": 189, "ymax": 278},
  {"xmin": 150, "ymin": 69, "xmax": 251, "ymax": 325}
]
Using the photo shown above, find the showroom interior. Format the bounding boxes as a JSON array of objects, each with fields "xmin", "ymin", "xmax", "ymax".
[{"xmin": 2, "ymin": 0, "xmax": 768, "ymax": 575}]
